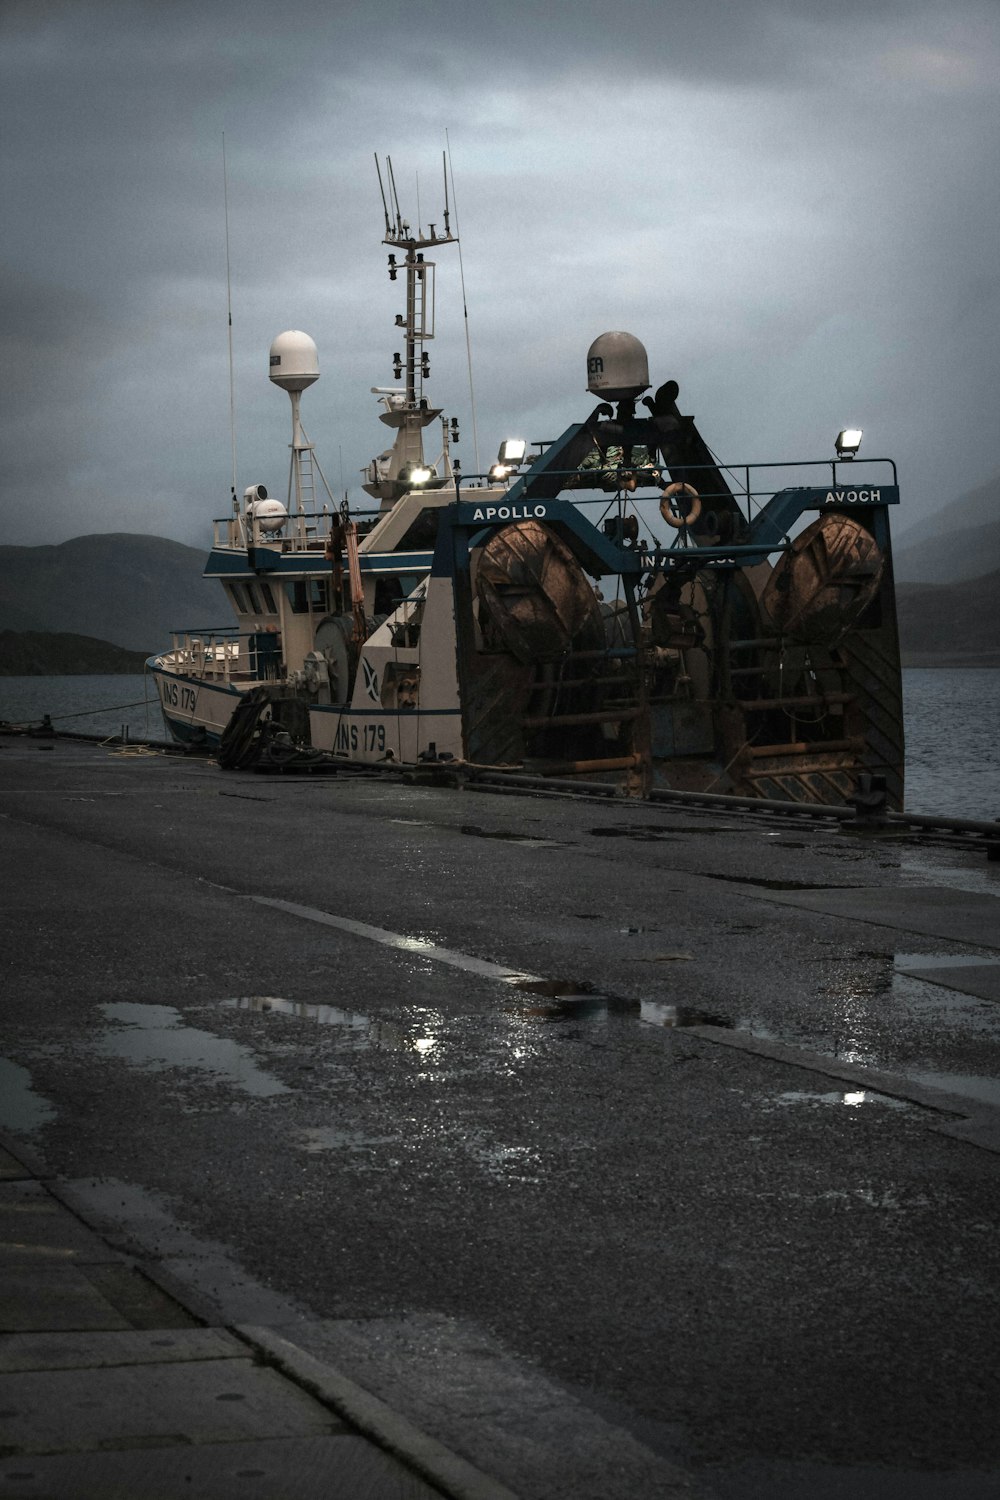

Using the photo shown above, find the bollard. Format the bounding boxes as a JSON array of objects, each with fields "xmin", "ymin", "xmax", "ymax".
[{"xmin": 851, "ymin": 773, "xmax": 888, "ymax": 825}]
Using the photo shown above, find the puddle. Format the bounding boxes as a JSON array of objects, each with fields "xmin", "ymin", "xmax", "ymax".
[
  {"xmin": 589, "ymin": 826, "xmax": 678, "ymax": 842},
  {"xmin": 898, "ymin": 847, "xmax": 1000, "ymax": 899},
  {"xmin": 755, "ymin": 954, "xmax": 1000, "ymax": 1074},
  {"xmin": 506, "ymin": 978, "xmax": 621, "ymax": 1023},
  {"xmin": 299, "ymin": 1126, "xmax": 395, "ymax": 1154},
  {"xmin": 226, "ymin": 996, "xmax": 447, "ymax": 1061},
  {"xmin": 772, "ymin": 1089, "xmax": 911, "ymax": 1111},
  {"xmin": 704, "ymin": 873, "xmax": 850, "ymax": 891},
  {"xmin": 460, "ymin": 824, "xmax": 560, "ymax": 848},
  {"xmin": 651, "ymin": 825, "xmax": 732, "ymax": 835},
  {"xmin": 225, "ymin": 995, "xmax": 370, "ymax": 1030},
  {"xmin": 590, "ymin": 824, "xmax": 731, "ymax": 839},
  {"xmin": 505, "ymin": 993, "xmax": 730, "ymax": 1029},
  {"xmin": 96, "ymin": 1003, "xmax": 290, "ymax": 1097},
  {"xmin": 640, "ymin": 1002, "xmax": 731, "ymax": 1028},
  {"xmin": 507, "ymin": 995, "xmax": 621, "ymax": 1023},
  {"xmin": 0, "ymin": 1058, "xmax": 57, "ymax": 1134},
  {"xmin": 228, "ymin": 978, "xmax": 732, "ymax": 1042},
  {"xmin": 513, "ymin": 978, "xmax": 596, "ymax": 998}
]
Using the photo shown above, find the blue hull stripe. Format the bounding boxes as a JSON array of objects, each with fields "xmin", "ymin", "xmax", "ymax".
[
  {"xmin": 161, "ymin": 714, "xmax": 221, "ymax": 747},
  {"xmin": 310, "ymin": 705, "xmax": 460, "ymax": 718}
]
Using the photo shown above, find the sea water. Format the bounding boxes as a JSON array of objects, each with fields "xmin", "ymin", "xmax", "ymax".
[
  {"xmin": 1, "ymin": 668, "xmax": 998, "ymax": 822},
  {"xmin": 902, "ymin": 668, "xmax": 1000, "ymax": 821},
  {"xmin": 0, "ymin": 674, "xmax": 159, "ymax": 745}
]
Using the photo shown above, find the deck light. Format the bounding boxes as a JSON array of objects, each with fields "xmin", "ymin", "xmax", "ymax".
[
  {"xmin": 497, "ymin": 438, "xmax": 527, "ymax": 467},
  {"xmin": 404, "ymin": 464, "xmax": 433, "ymax": 487},
  {"xmin": 489, "ymin": 463, "xmax": 510, "ymax": 482},
  {"xmin": 835, "ymin": 428, "xmax": 863, "ymax": 459}
]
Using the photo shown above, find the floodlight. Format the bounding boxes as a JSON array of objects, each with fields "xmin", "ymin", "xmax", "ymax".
[
  {"xmin": 404, "ymin": 464, "xmax": 434, "ymax": 487},
  {"xmin": 488, "ymin": 463, "xmax": 509, "ymax": 482},
  {"xmin": 497, "ymin": 438, "xmax": 527, "ymax": 466},
  {"xmin": 835, "ymin": 428, "xmax": 863, "ymax": 459}
]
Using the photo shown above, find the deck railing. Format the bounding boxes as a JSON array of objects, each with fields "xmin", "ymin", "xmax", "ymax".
[
  {"xmin": 163, "ymin": 627, "xmax": 282, "ymax": 684},
  {"xmin": 207, "ymin": 454, "xmax": 898, "ymax": 554}
]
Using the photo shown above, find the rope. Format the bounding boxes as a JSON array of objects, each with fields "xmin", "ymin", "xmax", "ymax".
[{"xmin": 39, "ymin": 698, "xmax": 149, "ymax": 723}]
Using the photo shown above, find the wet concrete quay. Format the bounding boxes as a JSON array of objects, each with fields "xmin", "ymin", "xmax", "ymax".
[{"xmin": 1, "ymin": 733, "xmax": 999, "ymax": 1498}]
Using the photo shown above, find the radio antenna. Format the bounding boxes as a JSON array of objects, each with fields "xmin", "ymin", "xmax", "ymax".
[
  {"xmin": 222, "ymin": 133, "xmax": 238, "ymax": 510},
  {"xmin": 446, "ymin": 132, "xmax": 480, "ymax": 474},
  {"xmin": 374, "ymin": 153, "xmax": 392, "ymax": 237},
  {"xmin": 442, "ymin": 150, "xmax": 451, "ymax": 235},
  {"xmin": 386, "ymin": 156, "xmax": 403, "ymax": 234}
]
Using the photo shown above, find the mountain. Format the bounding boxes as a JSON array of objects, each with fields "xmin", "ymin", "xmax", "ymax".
[
  {"xmin": 0, "ymin": 534, "xmax": 220, "ymax": 651},
  {"xmin": 895, "ymin": 474, "xmax": 998, "ymax": 548},
  {"xmin": 894, "ymin": 474, "xmax": 1000, "ymax": 584},
  {"xmin": 0, "ymin": 631, "xmax": 151, "ymax": 676},
  {"xmin": 896, "ymin": 569, "xmax": 1000, "ymax": 667},
  {"xmin": 3, "ymin": 529, "xmax": 994, "ymax": 674}
]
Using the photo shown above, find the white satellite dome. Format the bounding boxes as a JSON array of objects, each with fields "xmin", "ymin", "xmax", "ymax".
[
  {"xmin": 269, "ymin": 331, "xmax": 319, "ymax": 392},
  {"xmin": 586, "ymin": 332, "xmax": 650, "ymax": 402}
]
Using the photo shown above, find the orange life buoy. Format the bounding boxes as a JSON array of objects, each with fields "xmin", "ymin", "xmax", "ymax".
[{"xmin": 659, "ymin": 482, "xmax": 701, "ymax": 529}]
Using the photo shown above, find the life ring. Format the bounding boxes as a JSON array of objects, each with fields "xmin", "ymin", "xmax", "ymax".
[{"xmin": 659, "ymin": 482, "xmax": 701, "ymax": 529}]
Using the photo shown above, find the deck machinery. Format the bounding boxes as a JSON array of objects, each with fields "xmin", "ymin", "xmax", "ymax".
[{"xmin": 435, "ymin": 345, "xmax": 903, "ymax": 806}]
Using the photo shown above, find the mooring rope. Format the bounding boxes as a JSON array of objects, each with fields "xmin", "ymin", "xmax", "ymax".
[{"xmin": 23, "ymin": 698, "xmax": 149, "ymax": 723}]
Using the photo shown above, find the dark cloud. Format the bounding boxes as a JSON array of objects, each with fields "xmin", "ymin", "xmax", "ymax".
[{"xmin": 2, "ymin": 0, "xmax": 998, "ymax": 547}]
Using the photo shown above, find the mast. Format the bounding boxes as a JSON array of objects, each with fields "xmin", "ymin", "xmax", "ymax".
[{"xmin": 363, "ymin": 156, "xmax": 458, "ymax": 509}]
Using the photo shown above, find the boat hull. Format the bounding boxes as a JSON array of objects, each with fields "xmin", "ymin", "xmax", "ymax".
[
  {"xmin": 147, "ymin": 661, "xmax": 240, "ymax": 749},
  {"xmin": 148, "ymin": 659, "xmax": 464, "ymax": 765}
]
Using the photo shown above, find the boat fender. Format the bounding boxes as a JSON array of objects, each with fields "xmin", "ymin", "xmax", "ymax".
[{"xmin": 659, "ymin": 482, "xmax": 701, "ymax": 529}]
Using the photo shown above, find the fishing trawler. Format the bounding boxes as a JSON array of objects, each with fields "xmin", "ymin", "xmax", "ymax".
[{"xmin": 149, "ymin": 164, "xmax": 904, "ymax": 807}]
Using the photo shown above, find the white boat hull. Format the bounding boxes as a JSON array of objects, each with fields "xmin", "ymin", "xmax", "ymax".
[{"xmin": 147, "ymin": 660, "xmax": 463, "ymax": 765}]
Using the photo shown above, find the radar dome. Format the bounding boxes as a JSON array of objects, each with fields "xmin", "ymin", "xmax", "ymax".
[
  {"xmin": 247, "ymin": 497, "xmax": 288, "ymax": 535},
  {"xmin": 586, "ymin": 332, "xmax": 649, "ymax": 402},
  {"xmin": 269, "ymin": 331, "xmax": 319, "ymax": 392}
]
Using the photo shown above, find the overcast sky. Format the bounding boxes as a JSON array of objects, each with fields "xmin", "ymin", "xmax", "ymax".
[{"xmin": 3, "ymin": 0, "xmax": 998, "ymax": 549}]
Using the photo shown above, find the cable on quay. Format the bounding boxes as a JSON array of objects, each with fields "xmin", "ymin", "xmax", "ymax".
[
  {"xmin": 3, "ymin": 720, "xmax": 998, "ymax": 855},
  {"xmin": 3, "ymin": 698, "xmax": 150, "ymax": 726},
  {"xmin": 462, "ymin": 770, "xmax": 1000, "ymax": 856},
  {"xmin": 647, "ymin": 783, "xmax": 1000, "ymax": 840}
]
